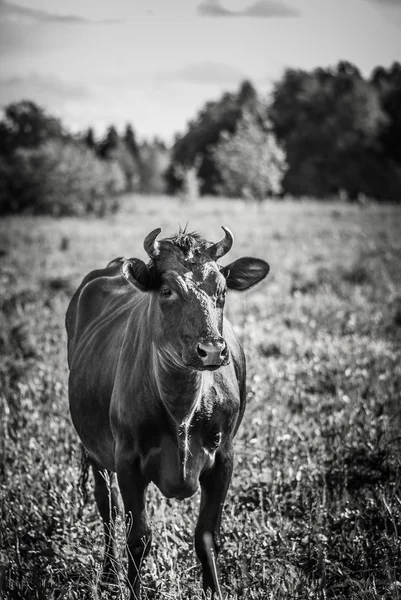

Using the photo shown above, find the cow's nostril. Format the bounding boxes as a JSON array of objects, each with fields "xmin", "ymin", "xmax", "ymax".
[
  {"xmin": 221, "ymin": 344, "xmax": 228, "ymax": 357},
  {"xmin": 197, "ymin": 344, "xmax": 208, "ymax": 358}
]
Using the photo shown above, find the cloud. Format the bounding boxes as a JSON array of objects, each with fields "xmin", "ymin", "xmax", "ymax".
[
  {"xmin": 198, "ymin": 0, "xmax": 235, "ymax": 16},
  {"xmin": 365, "ymin": 0, "xmax": 401, "ymax": 4},
  {"xmin": 244, "ymin": 0, "xmax": 300, "ymax": 17},
  {"xmin": 198, "ymin": 0, "xmax": 300, "ymax": 18},
  {"xmin": 161, "ymin": 61, "xmax": 247, "ymax": 85},
  {"xmin": 0, "ymin": 73, "xmax": 93, "ymax": 108},
  {"xmin": 0, "ymin": 1, "xmax": 119, "ymax": 25}
]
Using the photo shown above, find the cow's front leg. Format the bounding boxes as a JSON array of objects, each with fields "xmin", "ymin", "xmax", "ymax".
[
  {"xmin": 117, "ymin": 456, "xmax": 151, "ymax": 600},
  {"xmin": 195, "ymin": 448, "xmax": 234, "ymax": 597}
]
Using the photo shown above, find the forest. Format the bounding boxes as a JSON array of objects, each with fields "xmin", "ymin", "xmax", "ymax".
[{"xmin": 1, "ymin": 60, "xmax": 401, "ymax": 216}]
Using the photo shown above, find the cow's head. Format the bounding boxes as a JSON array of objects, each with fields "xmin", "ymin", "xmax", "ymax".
[{"xmin": 122, "ymin": 227, "xmax": 269, "ymax": 371}]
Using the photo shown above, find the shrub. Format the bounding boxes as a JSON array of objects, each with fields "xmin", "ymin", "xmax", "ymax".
[{"xmin": 0, "ymin": 140, "xmax": 125, "ymax": 216}]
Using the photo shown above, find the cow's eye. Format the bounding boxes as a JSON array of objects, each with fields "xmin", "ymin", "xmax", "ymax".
[{"xmin": 160, "ymin": 287, "xmax": 172, "ymax": 298}]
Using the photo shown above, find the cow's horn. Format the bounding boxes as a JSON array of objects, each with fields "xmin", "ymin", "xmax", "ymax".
[
  {"xmin": 143, "ymin": 228, "xmax": 161, "ymax": 258},
  {"xmin": 207, "ymin": 226, "xmax": 234, "ymax": 261}
]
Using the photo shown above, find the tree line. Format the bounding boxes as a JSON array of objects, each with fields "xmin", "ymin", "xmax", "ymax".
[
  {"xmin": 0, "ymin": 60, "xmax": 400, "ymax": 215},
  {"xmin": 0, "ymin": 103, "xmax": 169, "ymax": 216},
  {"xmin": 168, "ymin": 61, "xmax": 401, "ymax": 202}
]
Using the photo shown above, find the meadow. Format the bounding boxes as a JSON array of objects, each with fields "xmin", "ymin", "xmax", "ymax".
[{"xmin": 1, "ymin": 195, "xmax": 401, "ymax": 599}]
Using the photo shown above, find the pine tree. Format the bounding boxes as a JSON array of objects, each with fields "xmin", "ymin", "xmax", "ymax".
[
  {"xmin": 84, "ymin": 127, "xmax": 96, "ymax": 151},
  {"xmin": 124, "ymin": 124, "xmax": 140, "ymax": 161}
]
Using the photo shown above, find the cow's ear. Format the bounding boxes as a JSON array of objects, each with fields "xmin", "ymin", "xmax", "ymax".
[
  {"xmin": 122, "ymin": 258, "xmax": 152, "ymax": 291},
  {"xmin": 221, "ymin": 257, "xmax": 270, "ymax": 291}
]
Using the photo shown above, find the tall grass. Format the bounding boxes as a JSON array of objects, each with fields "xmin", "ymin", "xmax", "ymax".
[{"xmin": 1, "ymin": 196, "xmax": 401, "ymax": 598}]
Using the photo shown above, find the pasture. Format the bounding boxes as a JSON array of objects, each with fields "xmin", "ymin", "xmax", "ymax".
[{"xmin": 1, "ymin": 196, "xmax": 401, "ymax": 599}]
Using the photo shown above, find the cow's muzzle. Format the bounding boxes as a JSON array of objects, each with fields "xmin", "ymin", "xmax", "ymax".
[{"xmin": 195, "ymin": 337, "xmax": 229, "ymax": 370}]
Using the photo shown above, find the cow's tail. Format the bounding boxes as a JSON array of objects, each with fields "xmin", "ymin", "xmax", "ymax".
[{"xmin": 78, "ymin": 444, "xmax": 90, "ymax": 517}]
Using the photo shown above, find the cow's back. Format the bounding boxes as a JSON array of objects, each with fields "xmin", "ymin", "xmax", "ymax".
[{"xmin": 66, "ymin": 260, "xmax": 124, "ymax": 363}]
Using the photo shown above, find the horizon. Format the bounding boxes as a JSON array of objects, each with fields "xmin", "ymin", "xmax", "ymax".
[{"xmin": 1, "ymin": 0, "xmax": 401, "ymax": 144}]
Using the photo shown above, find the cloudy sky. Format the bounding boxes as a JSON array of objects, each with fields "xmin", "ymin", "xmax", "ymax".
[{"xmin": 0, "ymin": 0, "xmax": 400, "ymax": 142}]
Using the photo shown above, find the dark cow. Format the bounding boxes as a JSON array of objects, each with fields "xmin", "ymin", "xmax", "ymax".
[{"xmin": 66, "ymin": 226, "xmax": 269, "ymax": 598}]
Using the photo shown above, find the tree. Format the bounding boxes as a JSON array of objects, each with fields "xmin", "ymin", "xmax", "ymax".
[
  {"xmin": 139, "ymin": 139, "xmax": 170, "ymax": 194},
  {"xmin": 237, "ymin": 80, "xmax": 258, "ymax": 108},
  {"xmin": 0, "ymin": 100, "xmax": 65, "ymax": 157},
  {"xmin": 371, "ymin": 62, "xmax": 401, "ymax": 165},
  {"xmin": 98, "ymin": 125, "xmax": 140, "ymax": 192},
  {"xmin": 124, "ymin": 124, "xmax": 140, "ymax": 162},
  {"xmin": 123, "ymin": 124, "xmax": 142, "ymax": 191},
  {"xmin": 98, "ymin": 126, "xmax": 119, "ymax": 159},
  {"xmin": 269, "ymin": 62, "xmax": 394, "ymax": 199},
  {"xmin": 212, "ymin": 113, "xmax": 286, "ymax": 200},
  {"xmin": 166, "ymin": 80, "xmax": 267, "ymax": 196},
  {"xmin": 0, "ymin": 139, "xmax": 125, "ymax": 216},
  {"xmin": 84, "ymin": 127, "xmax": 96, "ymax": 151}
]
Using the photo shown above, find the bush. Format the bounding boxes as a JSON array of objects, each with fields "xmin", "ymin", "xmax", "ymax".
[{"xmin": 0, "ymin": 140, "xmax": 125, "ymax": 216}]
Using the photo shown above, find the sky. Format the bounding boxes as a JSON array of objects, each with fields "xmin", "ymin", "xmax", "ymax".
[{"xmin": 0, "ymin": 0, "xmax": 400, "ymax": 143}]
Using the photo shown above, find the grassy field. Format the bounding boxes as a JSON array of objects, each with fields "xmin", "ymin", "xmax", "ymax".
[{"xmin": 1, "ymin": 195, "xmax": 401, "ymax": 599}]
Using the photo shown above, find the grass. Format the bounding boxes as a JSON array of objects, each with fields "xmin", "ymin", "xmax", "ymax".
[{"xmin": 1, "ymin": 195, "xmax": 401, "ymax": 599}]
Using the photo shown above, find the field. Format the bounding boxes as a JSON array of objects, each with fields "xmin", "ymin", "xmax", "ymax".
[{"xmin": 1, "ymin": 195, "xmax": 401, "ymax": 599}]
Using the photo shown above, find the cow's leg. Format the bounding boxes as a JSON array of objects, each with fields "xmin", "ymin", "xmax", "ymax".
[
  {"xmin": 117, "ymin": 457, "xmax": 151, "ymax": 600},
  {"xmin": 92, "ymin": 465, "xmax": 121, "ymax": 585},
  {"xmin": 195, "ymin": 449, "xmax": 234, "ymax": 597}
]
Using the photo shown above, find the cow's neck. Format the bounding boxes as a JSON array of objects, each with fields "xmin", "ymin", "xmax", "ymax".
[{"xmin": 152, "ymin": 345, "xmax": 204, "ymax": 424}]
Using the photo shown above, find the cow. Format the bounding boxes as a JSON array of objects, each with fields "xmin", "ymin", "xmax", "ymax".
[{"xmin": 66, "ymin": 226, "xmax": 270, "ymax": 598}]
